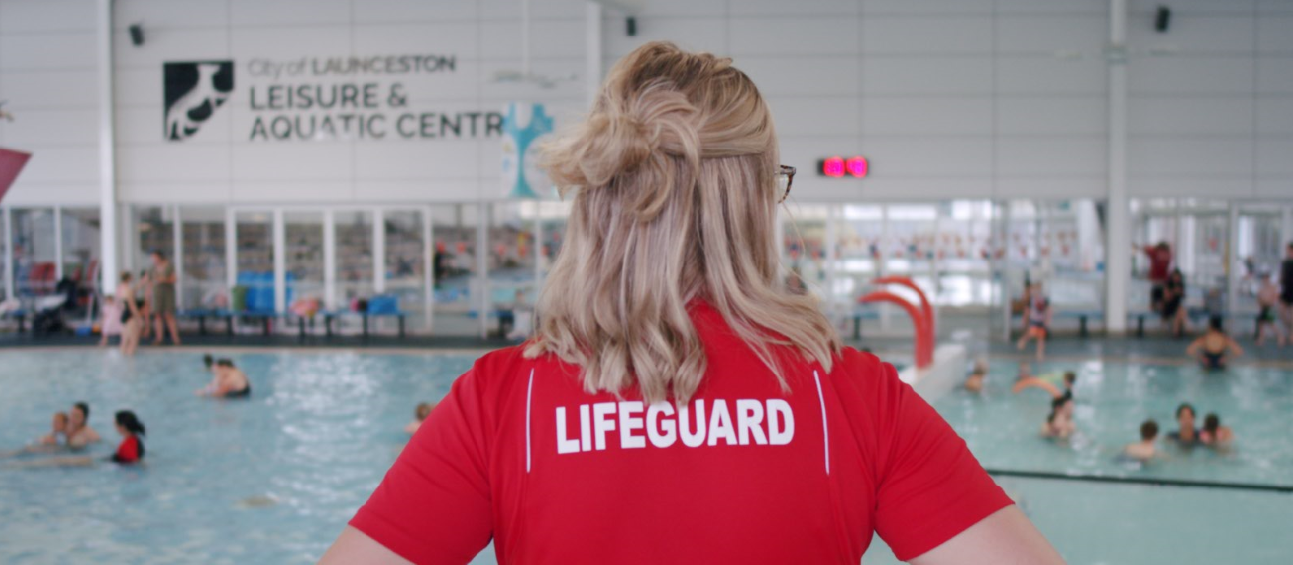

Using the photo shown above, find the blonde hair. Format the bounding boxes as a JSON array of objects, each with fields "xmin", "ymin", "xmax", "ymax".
[{"xmin": 525, "ymin": 42, "xmax": 840, "ymax": 405}]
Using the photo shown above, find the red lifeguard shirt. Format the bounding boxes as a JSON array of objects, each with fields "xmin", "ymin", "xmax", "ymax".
[{"xmin": 351, "ymin": 303, "xmax": 1010, "ymax": 564}]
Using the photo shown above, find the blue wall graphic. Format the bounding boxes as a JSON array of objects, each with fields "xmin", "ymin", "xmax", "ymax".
[{"xmin": 501, "ymin": 102, "xmax": 554, "ymax": 198}]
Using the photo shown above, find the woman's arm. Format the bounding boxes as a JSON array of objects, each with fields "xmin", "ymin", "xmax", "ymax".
[
  {"xmin": 1227, "ymin": 337, "xmax": 1245, "ymax": 358},
  {"xmin": 1185, "ymin": 338, "xmax": 1202, "ymax": 357},
  {"xmin": 4, "ymin": 456, "xmax": 95, "ymax": 469},
  {"xmin": 318, "ymin": 526, "xmax": 413, "ymax": 564},
  {"xmin": 911, "ymin": 506, "xmax": 1066, "ymax": 565}
]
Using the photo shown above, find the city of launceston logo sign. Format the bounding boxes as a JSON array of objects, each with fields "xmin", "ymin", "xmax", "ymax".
[
  {"xmin": 162, "ymin": 55, "xmax": 508, "ymax": 143},
  {"xmin": 163, "ymin": 61, "xmax": 234, "ymax": 141}
]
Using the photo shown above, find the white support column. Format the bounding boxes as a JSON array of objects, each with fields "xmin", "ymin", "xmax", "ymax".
[
  {"xmin": 3, "ymin": 208, "xmax": 13, "ymax": 300},
  {"xmin": 1227, "ymin": 203, "xmax": 1241, "ymax": 317},
  {"xmin": 53, "ymin": 206, "xmax": 65, "ymax": 280},
  {"xmin": 372, "ymin": 209, "xmax": 386, "ymax": 294},
  {"xmin": 422, "ymin": 207, "xmax": 434, "ymax": 333},
  {"xmin": 96, "ymin": 0, "xmax": 118, "ymax": 295},
  {"xmin": 172, "ymin": 205, "xmax": 184, "ymax": 310},
  {"xmin": 272, "ymin": 209, "xmax": 286, "ymax": 314},
  {"xmin": 323, "ymin": 209, "xmax": 337, "ymax": 310},
  {"xmin": 224, "ymin": 208, "xmax": 237, "ymax": 291},
  {"xmin": 477, "ymin": 203, "xmax": 490, "ymax": 338},
  {"xmin": 585, "ymin": 1, "xmax": 603, "ymax": 107},
  {"xmin": 1104, "ymin": 0, "xmax": 1131, "ymax": 334}
]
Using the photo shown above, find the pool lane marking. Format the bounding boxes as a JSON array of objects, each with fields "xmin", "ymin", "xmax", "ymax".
[
  {"xmin": 526, "ymin": 368, "xmax": 534, "ymax": 473},
  {"xmin": 990, "ymin": 352, "xmax": 1293, "ymax": 370},
  {"xmin": 814, "ymin": 370, "xmax": 830, "ymax": 476},
  {"xmin": 986, "ymin": 468, "xmax": 1293, "ymax": 494}
]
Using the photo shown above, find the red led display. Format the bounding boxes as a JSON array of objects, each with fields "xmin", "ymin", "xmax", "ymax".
[
  {"xmin": 821, "ymin": 156, "xmax": 845, "ymax": 178},
  {"xmin": 817, "ymin": 155, "xmax": 868, "ymax": 178}
]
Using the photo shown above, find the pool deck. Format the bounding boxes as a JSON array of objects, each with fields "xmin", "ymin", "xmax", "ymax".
[{"xmin": 3, "ymin": 329, "xmax": 1292, "ymax": 369}]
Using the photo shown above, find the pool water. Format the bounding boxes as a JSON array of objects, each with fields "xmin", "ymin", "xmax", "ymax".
[
  {"xmin": 932, "ymin": 360, "xmax": 1293, "ymax": 487},
  {"xmin": 861, "ymin": 475, "xmax": 1293, "ymax": 565},
  {"xmin": 0, "ymin": 350, "xmax": 484, "ymax": 565},
  {"xmin": 2, "ymin": 350, "xmax": 1290, "ymax": 564}
]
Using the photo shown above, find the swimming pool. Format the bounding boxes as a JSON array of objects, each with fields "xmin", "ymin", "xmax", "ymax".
[
  {"xmin": 2, "ymin": 350, "xmax": 1289, "ymax": 564},
  {"xmin": 934, "ymin": 359, "xmax": 1293, "ymax": 488},
  {"xmin": 0, "ymin": 349, "xmax": 484, "ymax": 565}
]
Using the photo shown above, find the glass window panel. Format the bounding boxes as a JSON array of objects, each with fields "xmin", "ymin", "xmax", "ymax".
[
  {"xmin": 384, "ymin": 210, "xmax": 425, "ymax": 330},
  {"xmin": 135, "ymin": 206, "xmax": 174, "ymax": 274},
  {"xmin": 179, "ymin": 207, "xmax": 228, "ymax": 310},
  {"xmin": 335, "ymin": 210, "xmax": 373, "ymax": 305},
  {"xmin": 285, "ymin": 211, "xmax": 324, "ymax": 308},
  {"xmin": 431, "ymin": 204, "xmax": 478, "ymax": 336},
  {"xmin": 11, "ymin": 208, "xmax": 57, "ymax": 297},
  {"xmin": 235, "ymin": 211, "xmax": 274, "ymax": 313},
  {"xmin": 60, "ymin": 208, "xmax": 100, "ymax": 297}
]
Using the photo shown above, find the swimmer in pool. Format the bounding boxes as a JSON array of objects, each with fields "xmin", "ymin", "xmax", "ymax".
[
  {"xmin": 109, "ymin": 410, "xmax": 146, "ymax": 464},
  {"xmin": 1122, "ymin": 419, "xmax": 1161, "ymax": 462},
  {"xmin": 1166, "ymin": 403, "xmax": 1199, "ymax": 445},
  {"xmin": 6, "ymin": 410, "xmax": 146, "ymax": 469},
  {"xmin": 963, "ymin": 359, "xmax": 988, "ymax": 393},
  {"xmin": 1040, "ymin": 396, "xmax": 1075, "ymax": 439},
  {"xmin": 1013, "ymin": 368, "xmax": 1076, "ymax": 401},
  {"xmin": 66, "ymin": 402, "xmax": 101, "ymax": 448},
  {"xmin": 404, "ymin": 402, "xmax": 436, "ymax": 434},
  {"xmin": 39, "ymin": 411, "xmax": 70, "ymax": 446},
  {"xmin": 202, "ymin": 353, "xmax": 215, "ymax": 374},
  {"xmin": 196, "ymin": 359, "xmax": 251, "ymax": 398},
  {"xmin": 1199, "ymin": 413, "xmax": 1234, "ymax": 447},
  {"xmin": 1186, "ymin": 316, "xmax": 1244, "ymax": 370},
  {"xmin": 0, "ymin": 412, "xmax": 72, "ymax": 458}
]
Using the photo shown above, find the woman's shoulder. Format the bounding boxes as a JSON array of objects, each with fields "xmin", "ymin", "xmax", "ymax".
[
  {"xmin": 464, "ymin": 342, "xmax": 571, "ymax": 392},
  {"xmin": 826, "ymin": 347, "xmax": 907, "ymax": 404}
]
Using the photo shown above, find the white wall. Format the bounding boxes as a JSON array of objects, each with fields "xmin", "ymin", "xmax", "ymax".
[
  {"xmin": 1126, "ymin": 0, "xmax": 1293, "ymax": 198},
  {"xmin": 604, "ymin": 0, "xmax": 1293, "ymax": 202},
  {"xmin": 111, "ymin": 0, "xmax": 588, "ymax": 205},
  {"xmin": 0, "ymin": 0, "xmax": 101, "ymax": 206},
  {"xmin": 605, "ymin": 0, "xmax": 1112, "ymax": 202},
  {"xmin": 0, "ymin": 0, "xmax": 1290, "ymax": 208}
]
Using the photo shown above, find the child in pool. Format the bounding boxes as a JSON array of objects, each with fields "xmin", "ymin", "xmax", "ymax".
[
  {"xmin": 1041, "ymin": 396, "xmax": 1075, "ymax": 439},
  {"xmin": 110, "ymin": 410, "xmax": 146, "ymax": 464},
  {"xmin": 1199, "ymin": 413, "xmax": 1234, "ymax": 447},
  {"xmin": 963, "ymin": 359, "xmax": 988, "ymax": 393},
  {"xmin": 1186, "ymin": 317, "xmax": 1244, "ymax": 370},
  {"xmin": 405, "ymin": 402, "xmax": 436, "ymax": 435},
  {"xmin": 0, "ymin": 412, "xmax": 70, "ymax": 458},
  {"xmin": 1122, "ymin": 419, "xmax": 1161, "ymax": 462}
]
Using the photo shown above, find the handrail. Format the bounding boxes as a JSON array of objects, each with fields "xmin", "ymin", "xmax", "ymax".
[{"xmin": 859, "ymin": 290, "xmax": 932, "ymax": 368}]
